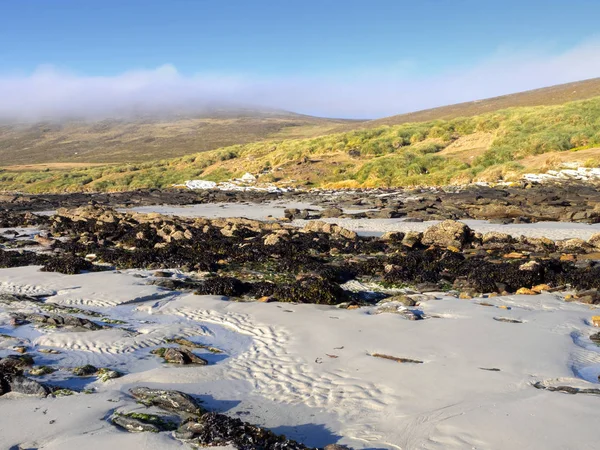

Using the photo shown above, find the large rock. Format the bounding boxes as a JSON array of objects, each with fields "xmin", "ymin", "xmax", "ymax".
[
  {"xmin": 422, "ymin": 220, "xmax": 473, "ymax": 249},
  {"xmin": 111, "ymin": 412, "xmax": 177, "ymax": 433},
  {"xmin": 520, "ymin": 236, "xmax": 556, "ymax": 252},
  {"xmin": 302, "ymin": 221, "xmax": 357, "ymax": 240},
  {"xmin": 379, "ymin": 295, "xmax": 416, "ymax": 306},
  {"xmin": 72, "ymin": 364, "xmax": 98, "ymax": 376},
  {"xmin": 175, "ymin": 412, "xmax": 310, "ymax": 449},
  {"xmin": 369, "ymin": 208, "xmax": 403, "ymax": 219},
  {"xmin": 374, "ymin": 302, "xmax": 423, "ymax": 320},
  {"xmin": 556, "ymin": 238, "xmax": 591, "ymax": 253},
  {"xmin": 381, "ymin": 231, "xmax": 405, "ymax": 242},
  {"xmin": 162, "ymin": 348, "xmax": 208, "ymax": 365},
  {"xmin": 284, "ymin": 208, "xmax": 310, "ymax": 220},
  {"xmin": 321, "ymin": 207, "xmax": 343, "ymax": 218},
  {"xmin": 0, "ymin": 355, "xmax": 34, "ymax": 371},
  {"xmin": 10, "ymin": 312, "xmax": 102, "ymax": 331},
  {"xmin": 8, "ymin": 375, "xmax": 50, "ymax": 396},
  {"xmin": 56, "ymin": 205, "xmax": 120, "ymax": 223},
  {"xmin": 0, "ymin": 357, "xmax": 49, "ymax": 397},
  {"xmin": 129, "ymin": 387, "xmax": 205, "ymax": 416},
  {"xmin": 273, "ymin": 277, "xmax": 351, "ymax": 305},
  {"xmin": 401, "ymin": 231, "xmax": 422, "ymax": 248},
  {"xmin": 482, "ymin": 232, "xmax": 515, "ymax": 245},
  {"xmin": 589, "ymin": 233, "xmax": 600, "ymax": 250}
]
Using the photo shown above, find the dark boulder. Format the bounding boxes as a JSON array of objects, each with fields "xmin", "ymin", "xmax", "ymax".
[
  {"xmin": 273, "ymin": 277, "xmax": 351, "ymax": 305},
  {"xmin": 129, "ymin": 387, "xmax": 205, "ymax": 416},
  {"xmin": 175, "ymin": 412, "xmax": 310, "ymax": 449}
]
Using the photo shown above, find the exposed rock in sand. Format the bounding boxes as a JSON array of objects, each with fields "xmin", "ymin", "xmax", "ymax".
[
  {"xmin": 124, "ymin": 388, "xmax": 318, "ymax": 447},
  {"xmin": 72, "ymin": 364, "xmax": 98, "ymax": 376},
  {"xmin": 175, "ymin": 411, "xmax": 311, "ymax": 449},
  {"xmin": 0, "ymin": 356, "xmax": 50, "ymax": 397},
  {"xmin": 157, "ymin": 347, "xmax": 208, "ymax": 365},
  {"xmin": 10, "ymin": 312, "xmax": 103, "ymax": 331},
  {"xmin": 589, "ymin": 232, "xmax": 600, "ymax": 249},
  {"xmin": 482, "ymin": 231, "xmax": 515, "ymax": 245},
  {"xmin": 302, "ymin": 220, "xmax": 357, "ymax": 239},
  {"xmin": 129, "ymin": 387, "xmax": 205, "ymax": 416},
  {"xmin": 422, "ymin": 220, "xmax": 473, "ymax": 249},
  {"xmin": 401, "ymin": 231, "xmax": 422, "ymax": 247},
  {"xmin": 380, "ymin": 231, "xmax": 405, "ymax": 242},
  {"xmin": 111, "ymin": 412, "xmax": 178, "ymax": 433}
]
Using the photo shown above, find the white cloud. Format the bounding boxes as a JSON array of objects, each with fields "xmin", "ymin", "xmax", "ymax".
[{"xmin": 1, "ymin": 39, "xmax": 600, "ymax": 121}]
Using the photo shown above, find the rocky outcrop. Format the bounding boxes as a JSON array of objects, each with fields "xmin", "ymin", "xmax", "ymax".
[
  {"xmin": 321, "ymin": 207, "xmax": 343, "ymax": 218},
  {"xmin": 4, "ymin": 183, "xmax": 600, "ymax": 224},
  {"xmin": 589, "ymin": 232, "xmax": 600, "ymax": 250},
  {"xmin": 111, "ymin": 412, "xmax": 178, "ymax": 433},
  {"xmin": 302, "ymin": 221, "xmax": 357, "ymax": 239},
  {"xmin": 273, "ymin": 276, "xmax": 351, "ymax": 305},
  {"xmin": 129, "ymin": 387, "xmax": 205, "ymax": 416},
  {"xmin": 153, "ymin": 347, "xmax": 208, "ymax": 365},
  {"xmin": 175, "ymin": 412, "xmax": 311, "ymax": 449},
  {"xmin": 122, "ymin": 386, "xmax": 347, "ymax": 448},
  {"xmin": 6, "ymin": 200, "xmax": 600, "ymax": 305},
  {"xmin": 72, "ymin": 364, "xmax": 98, "ymax": 376},
  {"xmin": 421, "ymin": 220, "xmax": 473, "ymax": 249},
  {"xmin": 0, "ymin": 356, "xmax": 50, "ymax": 397},
  {"xmin": 10, "ymin": 312, "xmax": 103, "ymax": 331}
]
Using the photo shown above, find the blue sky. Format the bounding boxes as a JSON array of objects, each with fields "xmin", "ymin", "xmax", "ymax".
[{"xmin": 1, "ymin": 0, "xmax": 600, "ymax": 119}]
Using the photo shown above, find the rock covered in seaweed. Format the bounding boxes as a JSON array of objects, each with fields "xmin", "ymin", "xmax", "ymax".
[
  {"xmin": 111, "ymin": 411, "xmax": 178, "ymax": 433},
  {"xmin": 175, "ymin": 412, "xmax": 312, "ymax": 449},
  {"xmin": 120, "ymin": 386, "xmax": 329, "ymax": 448},
  {"xmin": 129, "ymin": 387, "xmax": 205, "ymax": 416},
  {"xmin": 153, "ymin": 347, "xmax": 209, "ymax": 365},
  {"xmin": 421, "ymin": 220, "xmax": 473, "ymax": 249},
  {"xmin": 10, "ymin": 312, "xmax": 103, "ymax": 331},
  {"xmin": 0, "ymin": 356, "xmax": 50, "ymax": 397},
  {"xmin": 302, "ymin": 220, "xmax": 357, "ymax": 240},
  {"xmin": 273, "ymin": 276, "xmax": 351, "ymax": 305},
  {"xmin": 41, "ymin": 254, "xmax": 96, "ymax": 275}
]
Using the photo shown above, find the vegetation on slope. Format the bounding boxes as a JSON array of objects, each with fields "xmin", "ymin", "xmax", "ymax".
[
  {"xmin": 346, "ymin": 77, "xmax": 600, "ymax": 130},
  {"xmin": 2, "ymin": 96, "xmax": 600, "ymax": 192},
  {"xmin": 3, "ymin": 78, "xmax": 600, "ymax": 170}
]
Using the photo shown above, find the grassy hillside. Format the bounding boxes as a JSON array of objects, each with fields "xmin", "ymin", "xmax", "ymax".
[
  {"xmin": 342, "ymin": 77, "xmax": 600, "ymax": 130},
  {"xmin": 0, "ymin": 111, "xmax": 355, "ymax": 166},
  {"xmin": 2, "ymin": 96, "xmax": 600, "ymax": 193},
  {"xmin": 2, "ymin": 78, "xmax": 599, "ymax": 170}
]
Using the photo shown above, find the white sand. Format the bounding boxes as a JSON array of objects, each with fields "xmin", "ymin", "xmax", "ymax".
[
  {"xmin": 1, "ymin": 266, "xmax": 600, "ymax": 449},
  {"xmin": 122, "ymin": 201, "xmax": 322, "ymax": 221},
  {"xmin": 124, "ymin": 202, "xmax": 379, "ymax": 221}
]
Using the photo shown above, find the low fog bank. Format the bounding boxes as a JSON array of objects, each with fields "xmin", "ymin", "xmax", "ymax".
[{"xmin": 1, "ymin": 39, "xmax": 600, "ymax": 123}]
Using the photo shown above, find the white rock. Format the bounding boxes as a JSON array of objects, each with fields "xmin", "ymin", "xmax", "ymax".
[
  {"xmin": 523, "ymin": 166, "xmax": 600, "ymax": 184},
  {"xmin": 240, "ymin": 172, "xmax": 257, "ymax": 183},
  {"xmin": 185, "ymin": 180, "xmax": 217, "ymax": 190}
]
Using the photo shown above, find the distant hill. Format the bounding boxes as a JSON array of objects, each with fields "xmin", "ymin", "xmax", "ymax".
[
  {"xmin": 341, "ymin": 77, "xmax": 600, "ymax": 130},
  {"xmin": 3, "ymin": 78, "xmax": 600, "ymax": 192},
  {"xmin": 0, "ymin": 109, "xmax": 357, "ymax": 166},
  {"xmin": 3, "ymin": 78, "xmax": 600, "ymax": 169},
  {"xmin": 3, "ymin": 94, "xmax": 600, "ymax": 193}
]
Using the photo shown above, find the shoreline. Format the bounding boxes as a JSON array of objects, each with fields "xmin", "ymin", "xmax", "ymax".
[{"xmin": 2, "ymin": 193, "xmax": 600, "ymax": 449}]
